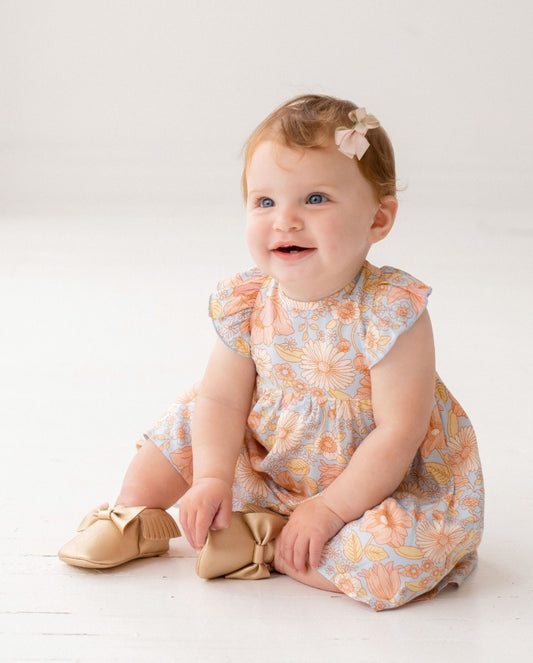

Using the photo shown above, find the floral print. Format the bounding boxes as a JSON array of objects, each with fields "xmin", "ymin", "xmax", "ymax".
[{"xmin": 142, "ymin": 261, "xmax": 484, "ymax": 610}]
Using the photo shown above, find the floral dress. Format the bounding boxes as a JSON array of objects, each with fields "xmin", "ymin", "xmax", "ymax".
[{"xmin": 142, "ymin": 261, "xmax": 484, "ymax": 611}]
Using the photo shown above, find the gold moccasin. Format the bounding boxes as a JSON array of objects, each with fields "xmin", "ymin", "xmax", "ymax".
[
  {"xmin": 58, "ymin": 503, "xmax": 180, "ymax": 569},
  {"xmin": 196, "ymin": 505, "xmax": 287, "ymax": 580}
]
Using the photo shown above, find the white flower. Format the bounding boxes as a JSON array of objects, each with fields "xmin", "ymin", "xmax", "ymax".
[
  {"xmin": 273, "ymin": 410, "xmax": 305, "ymax": 453},
  {"xmin": 301, "ymin": 340, "xmax": 356, "ymax": 391},
  {"xmin": 415, "ymin": 520, "xmax": 465, "ymax": 564},
  {"xmin": 252, "ymin": 347, "xmax": 273, "ymax": 378}
]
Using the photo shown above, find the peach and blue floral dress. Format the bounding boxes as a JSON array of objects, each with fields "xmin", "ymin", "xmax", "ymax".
[{"xmin": 142, "ymin": 261, "xmax": 484, "ymax": 610}]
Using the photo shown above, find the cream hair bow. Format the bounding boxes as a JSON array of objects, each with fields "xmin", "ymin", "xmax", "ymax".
[{"xmin": 335, "ymin": 108, "xmax": 380, "ymax": 160}]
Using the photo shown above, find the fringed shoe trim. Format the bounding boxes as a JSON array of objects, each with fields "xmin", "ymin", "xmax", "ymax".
[{"xmin": 140, "ymin": 508, "xmax": 181, "ymax": 540}]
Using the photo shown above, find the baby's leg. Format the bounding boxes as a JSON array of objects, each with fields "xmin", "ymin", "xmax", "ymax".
[
  {"xmin": 59, "ymin": 399, "xmax": 194, "ymax": 568},
  {"xmin": 116, "ymin": 439, "xmax": 189, "ymax": 509},
  {"xmin": 58, "ymin": 440, "xmax": 186, "ymax": 568}
]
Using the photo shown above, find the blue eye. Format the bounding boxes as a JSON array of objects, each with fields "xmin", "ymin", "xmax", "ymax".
[
  {"xmin": 307, "ymin": 193, "xmax": 327, "ymax": 204},
  {"xmin": 259, "ymin": 197, "xmax": 275, "ymax": 208}
]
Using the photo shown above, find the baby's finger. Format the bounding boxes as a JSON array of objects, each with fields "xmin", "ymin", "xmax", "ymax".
[
  {"xmin": 308, "ymin": 537, "xmax": 325, "ymax": 569},
  {"xmin": 179, "ymin": 507, "xmax": 194, "ymax": 548},
  {"xmin": 292, "ymin": 535, "xmax": 310, "ymax": 573},
  {"xmin": 194, "ymin": 506, "xmax": 216, "ymax": 549},
  {"xmin": 278, "ymin": 526, "xmax": 298, "ymax": 569},
  {"xmin": 211, "ymin": 498, "xmax": 232, "ymax": 531}
]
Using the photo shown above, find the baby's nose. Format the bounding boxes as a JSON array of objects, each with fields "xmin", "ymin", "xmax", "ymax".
[{"xmin": 273, "ymin": 208, "xmax": 303, "ymax": 232}]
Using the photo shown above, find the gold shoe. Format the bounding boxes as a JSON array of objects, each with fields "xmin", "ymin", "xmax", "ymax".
[
  {"xmin": 196, "ymin": 505, "xmax": 287, "ymax": 580},
  {"xmin": 58, "ymin": 503, "xmax": 181, "ymax": 569}
]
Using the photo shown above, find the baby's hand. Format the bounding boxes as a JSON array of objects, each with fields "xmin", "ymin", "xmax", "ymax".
[
  {"xmin": 178, "ymin": 477, "xmax": 233, "ymax": 550},
  {"xmin": 275, "ymin": 496, "xmax": 345, "ymax": 573}
]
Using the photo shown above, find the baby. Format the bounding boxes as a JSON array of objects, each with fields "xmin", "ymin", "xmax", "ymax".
[{"xmin": 60, "ymin": 94, "xmax": 484, "ymax": 611}]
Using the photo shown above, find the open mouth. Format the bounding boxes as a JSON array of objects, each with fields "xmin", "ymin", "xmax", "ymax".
[{"xmin": 275, "ymin": 245, "xmax": 308, "ymax": 254}]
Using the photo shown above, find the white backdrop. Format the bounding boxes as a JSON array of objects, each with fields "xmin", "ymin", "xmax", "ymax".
[
  {"xmin": 2, "ymin": 3, "xmax": 533, "ymax": 657},
  {"xmin": 1, "ymin": 0, "xmax": 532, "ymax": 216}
]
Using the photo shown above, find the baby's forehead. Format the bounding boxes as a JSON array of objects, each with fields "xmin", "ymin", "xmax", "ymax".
[
  {"xmin": 248, "ymin": 139, "xmax": 355, "ymax": 175},
  {"xmin": 249, "ymin": 138, "xmax": 339, "ymax": 166}
]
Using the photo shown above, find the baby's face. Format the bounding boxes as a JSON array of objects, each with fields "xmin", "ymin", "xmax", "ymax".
[{"xmin": 245, "ymin": 140, "xmax": 382, "ymax": 301}]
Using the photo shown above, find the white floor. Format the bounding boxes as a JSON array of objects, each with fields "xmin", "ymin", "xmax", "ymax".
[{"xmin": 1, "ymin": 201, "xmax": 532, "ymax": 662}]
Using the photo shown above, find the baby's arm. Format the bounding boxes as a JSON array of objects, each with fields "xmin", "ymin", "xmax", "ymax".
[
  {"xmin": 178, "ymin": 338, "xmax": 256, "ymax": 549},
  {"xmin": 276, "ymin": 310, "xmax": 436, "ymax": 572},
  {"xmin": 322, "ymin": 309, "xmax": 435, "ymax": 518}
]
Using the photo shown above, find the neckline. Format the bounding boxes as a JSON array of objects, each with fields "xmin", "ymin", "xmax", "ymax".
[{"xmin": 277, "ymin": 262, "xmax": 367, "ymax": 310}]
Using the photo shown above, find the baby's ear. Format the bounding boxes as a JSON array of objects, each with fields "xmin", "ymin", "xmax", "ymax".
[{"xmin": 369, "ymin": 196, "xmax": 397, "ymax": 243}]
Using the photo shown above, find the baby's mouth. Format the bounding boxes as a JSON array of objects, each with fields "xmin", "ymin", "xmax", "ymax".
[
  {"xmin": 272, "ymin": 244, "xmax": 315, "ymax": 261},
  {"xmin": 275, "ymin": 245, "xmax": 308, "ymax": 254}
]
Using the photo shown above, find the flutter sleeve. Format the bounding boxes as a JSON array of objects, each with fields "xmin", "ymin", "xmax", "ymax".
[
  {"xmin": 208, "ymin": 267, "xmax": 266, "ymax": 357},
  {"xmin": 358, "ymin": 265, "xmax": 432, "ymax": 368}
]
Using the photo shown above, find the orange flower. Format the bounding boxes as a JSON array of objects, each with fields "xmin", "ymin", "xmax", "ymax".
[
  {"xmin": 333, "ymin": 299, "xmax": 361, "ymax": 325},
  {"xmin": 394, "ymin": 303, "xmax": 410, "ymax": 320},
  {"xmin": 403, "ymin": 564, "xmax": 422, "ymax": 579},
  {"xmin": 336, "ymin": 338, "xmax": 351, "ymax": 353},
  {"xmin": 274, "ymin": 471, "xmax": 307, "ymax": 496},
  {"xmin": 169, "ymin": 447, "xmax": 193, "ymax": 485},
  {"xmin": 386, "ymin": 282, "xmax": 428, "ymax": 315},
  {"xmin": 451, "ymin": 395, "xmax": 468, "ymax": 418},
  {"xmin": 353, "ymin": 352, "xmax": 368, "ymax": 372},
  {"xmin": 318, "ymin": 459, "xmax": 345, "ymax": 488},
  {"xmin": 356, "ymin": 374, "xmax": 372, "ymax": 404},
  {"xmin": 251, "ymin": 296, "xmax": 294, "ymax": 345},
  {"xmin": 222, "ymin": 273, "xmax": 265, "ymax": 315},
  {"xmin": 360, "ymin": 499, "xmax": 413, "ymax": 547},
  {"xmin": 274, "ymin": 363, "xmax": 296, "ymax": 384},
  {"xmin": 292, "ymin": 379, "xmax": 308, "ymax": 395},
  {"xmin": 361, "ymin": 562, "xmax": 401, "ymax": 601},
  {"xmin": 420, "ymin": 405, "xmax": 447, "ymax": 457},
  {"xmin": 310, "ymin": 387, "xmax": 329, "ymax": 406},
  {"xmin": 316, "ymin": 432, "xmax": 340, "ymax": 460}
]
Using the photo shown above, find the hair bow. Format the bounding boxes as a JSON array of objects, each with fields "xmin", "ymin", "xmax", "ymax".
[{"xmin": 335, "ymin": 108, "xmax": 380, "ymax": 160}]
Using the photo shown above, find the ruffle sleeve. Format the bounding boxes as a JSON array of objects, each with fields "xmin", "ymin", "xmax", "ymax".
[
  {"xmin": 208, "ymin": 267, "xmax": 267, "ymax": 357},
  {"xmin": 356, "ymin": 264, "xmax": 432, "ymax": 368}
]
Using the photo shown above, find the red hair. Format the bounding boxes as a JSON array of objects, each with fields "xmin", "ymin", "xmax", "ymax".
[{"xmin": 242, "ymin": 94, "xmax": 396, "ymax": 201}]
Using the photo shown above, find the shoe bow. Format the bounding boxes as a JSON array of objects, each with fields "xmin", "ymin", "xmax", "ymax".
[{"xmin": 77, "ymin": 503, "xmax": 146, "ymax": 534}]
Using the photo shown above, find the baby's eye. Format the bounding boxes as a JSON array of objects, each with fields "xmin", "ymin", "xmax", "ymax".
[
  {"xmin": 307, "ymin": 193, "xmax": 328, "ymax": 205},
  {"xmin": 258, "ymin": 197, "xmax": 275, "ymax": 208}
]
